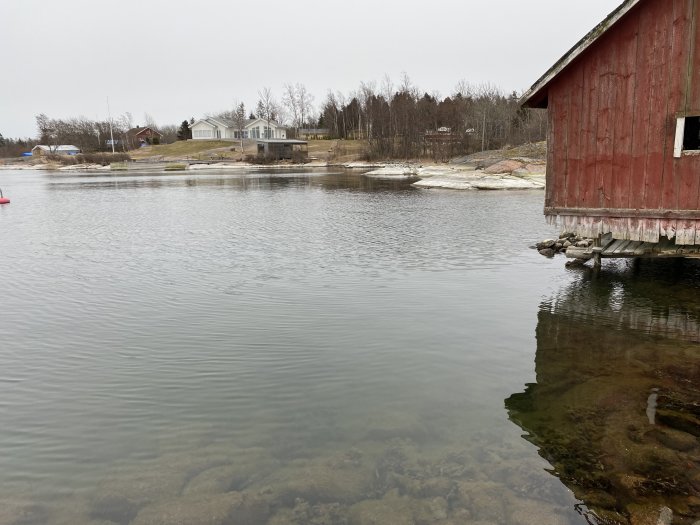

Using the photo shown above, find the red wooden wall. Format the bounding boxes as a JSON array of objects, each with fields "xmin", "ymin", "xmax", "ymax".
[{"xmin": 546, "ymin": 0, "xmax": 700, "ymax": 226}]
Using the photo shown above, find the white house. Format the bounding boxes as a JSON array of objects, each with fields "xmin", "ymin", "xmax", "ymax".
[
  {"xmin": 189, "ymin": 117, "xmax": 286, "ymax": 140},
  {"xmin": 32, "ymin": 145, "xmax": 81, "ymax": 156}
]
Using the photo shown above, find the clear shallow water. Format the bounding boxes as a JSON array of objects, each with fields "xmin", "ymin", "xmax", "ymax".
[{"xmin": 0, "ymin": 169, "xmax": 699, "ymax": 525}]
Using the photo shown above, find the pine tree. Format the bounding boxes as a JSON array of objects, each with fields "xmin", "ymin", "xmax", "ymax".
[{"xmin": 177, "ymin": 120, "xmax": 191, "ymax": 141}]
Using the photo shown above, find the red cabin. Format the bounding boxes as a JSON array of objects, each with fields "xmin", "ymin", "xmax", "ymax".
[{"xmin": 523, "ymin": 0, "xmax": 700, "ymax": 248}]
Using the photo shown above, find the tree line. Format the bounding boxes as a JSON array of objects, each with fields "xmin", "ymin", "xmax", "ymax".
[
  {"xmin": 318, "ymin": 77, "xmax": 546, "ymax": 160},
  {"xmin": 2, "ymin": 74, "xmax": 545, "ymax": 160}
]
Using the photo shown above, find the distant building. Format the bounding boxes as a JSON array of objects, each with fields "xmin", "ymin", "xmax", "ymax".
[
  {"xmin": 127, "ymin": 126, "xmax": 163, "ymax": 148},
  {"xmin": 190, "ymin": 117, "xmax": 286, "ymax": 140},
  {"xmin": 256, "ymin": 139, "xmax": 307, "ymax": 160},
  {"xmin": 31, "ymin": 145, "xmax": 81, "ymax": 156}
]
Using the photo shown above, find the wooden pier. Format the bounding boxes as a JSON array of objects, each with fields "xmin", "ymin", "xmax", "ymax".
[{"xmin": 567, "ymin": 235, "xmax": 700, "ymax": 266}]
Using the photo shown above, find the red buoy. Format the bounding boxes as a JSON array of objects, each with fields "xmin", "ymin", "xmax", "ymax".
[{"xmin": 0, "ymin": 198, "xmax": 9, "ymax": 204}]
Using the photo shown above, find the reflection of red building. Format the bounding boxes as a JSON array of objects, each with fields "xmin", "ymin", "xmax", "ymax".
[{"xmin": 127, "ymin": 127, "xmax": 163, "ymax": 148}]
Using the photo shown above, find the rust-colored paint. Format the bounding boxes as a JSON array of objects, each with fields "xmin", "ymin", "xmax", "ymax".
[{"xmin": 539, "ymin": 0, "xmax": 700, "ymax": 244}]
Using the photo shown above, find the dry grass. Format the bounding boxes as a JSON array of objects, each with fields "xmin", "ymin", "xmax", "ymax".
[
  {"xmin": 127, "ymin": 139, "xmax": 369, "ymax": 163},
  {"xmin": 307, "ymin": 139, "xmax": 366, "ymax": 162},
  {"xmin": 128, "ymin": 140, "xmax": 238, "ymax": 160}
]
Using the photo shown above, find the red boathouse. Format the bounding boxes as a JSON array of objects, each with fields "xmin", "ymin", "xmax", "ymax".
[{"xmin": 522, "ymin": 0, "xmax": 700, "ymax": 248}]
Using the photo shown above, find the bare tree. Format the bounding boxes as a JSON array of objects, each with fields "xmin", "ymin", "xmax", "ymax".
[
  {"xmin": 143, "ymin": 113, "xmax": 158, "ymax": 131},
  {"xmin": 296, "ymin": 83, "xmax": 314, "ymax": 132},
  {"xmin": 256, "ymin": 87, "xmax": 278, "ymax": 138},
  {"xmin": 232, "ymin": 101, "xmax": 247, "ymax": 157},
  {"xmin": 282, "ymin": 83, "xmax": 300, "ymax": 133}
]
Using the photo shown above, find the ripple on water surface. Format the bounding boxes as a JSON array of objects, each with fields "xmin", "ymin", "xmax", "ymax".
[{"xmin": 1, "ymin": 170, "xmax": 698, "ymax": 524}]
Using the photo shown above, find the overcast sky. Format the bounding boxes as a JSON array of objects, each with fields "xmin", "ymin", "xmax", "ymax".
[{"xmin": 1, "ymin": 0, "xmax": 621, "ymax": 138}]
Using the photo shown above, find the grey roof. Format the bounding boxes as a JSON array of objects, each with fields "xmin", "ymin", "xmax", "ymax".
[
  {"xmin": 256, "ymin": 139, "xmax": 307, "ymax": 145},
  {"xmin": 33, "ymin": 144, "xmax": 80, "ymax": 151},
  {"xmin": 191, "ymin": 117, "xmax": 285, "ymax": 129}
]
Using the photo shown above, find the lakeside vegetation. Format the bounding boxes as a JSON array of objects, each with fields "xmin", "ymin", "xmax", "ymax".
[{"xmin": 1, "ymin": 76, "xmax": 546, "ymax": 163}]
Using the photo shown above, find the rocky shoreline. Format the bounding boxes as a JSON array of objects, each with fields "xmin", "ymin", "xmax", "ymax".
[{"xmin": 0, "ymin": 144, "xmax": 548, "ymax": 191}]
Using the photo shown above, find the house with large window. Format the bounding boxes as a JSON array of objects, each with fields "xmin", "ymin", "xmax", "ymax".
[{"xmin": 189, "ymin": 117, "xmax": 286, "ymax": 140}]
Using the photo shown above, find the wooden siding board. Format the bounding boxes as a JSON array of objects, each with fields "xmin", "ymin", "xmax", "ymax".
[
  {"xmin": 564, "ymin": 67, "xmax": 585, "ymax": 209},
  {"xmin": 663, "ymin": 0, "xmax": 691, "ymax": 211},
  {"xmin": 545, "ymin": 90, "xmax": 556, "ymax": 209},
  {"xmin": 596, "ymin": 30, "xmax": 617, "ymax": 210},
  {"xmin": 549, "ymin": 81, "xmax": 569, "ymax": 211},
  {"xmin": 579, "ymin": 49, "xmax": 601, "ymax": 209},
  {"xmin": 629, "ymin": 2, "xmax": 656, "ymax": 212},
  {"xmin": 611, "ymin": 14, "xmax": 640, "ymax": 210},
  {"xmin": 643, "ymin": 1, "xmax": 673, "ymax": 211}
]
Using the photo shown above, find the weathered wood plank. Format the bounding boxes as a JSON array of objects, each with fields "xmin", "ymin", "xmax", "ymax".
[
  {"xmin": 613, "ymin": 240, "xmax": 633, "ymax": 254},
  {"xmin": 662, "ymin": 0, "xmax": 690, "ymax": 210},
  {"xmin": 596, "ymin": 29, "xmax": 617, "ymax": 210},
  {"xmin": 564, "ymin": 67, "xmax": 585, "ymax": 209},
  {"xmin": 550, "ymin": 80, "xmax": 569, "ymax": 212},
  {"xmin": 545, "ymin": 207, "xmax": 700, "ymax": 219},
  {"xmin": 611, "ymin": 13, "xmax": 639, "ymax": 210},
  {"xmin": 676, "ymin": 222, "xmax": 697, "ymax": 245},
  {"xmin": 630, "ymin": 2, "xmax": 655, "ymax": 211},
  {"xmin": 620, "ymin": 241, "xmax": 644, "ymax": 254},
  {"xmin": 605, "ymin": 239, "xmax": 627, "ymax": 254},
  {"xmin": 580, "ymin": 47, "xmax": 601, "ymax": 209},
  {"xmin": 641, "ymin": 218, "xmax": 661, "ymax": 243},
  {"xmin": 660, "ymin": 218, "xmax": 678, "ymax": 241},
  {"xmin": 643, "ymin": 2, "xmax": 672, "ymax": 210}
]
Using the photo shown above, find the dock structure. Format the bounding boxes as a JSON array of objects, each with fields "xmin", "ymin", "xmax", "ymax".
[
  {"xmin": 256, "ymin": 139, "xmax": 308, "ymax": 160},
  {"xmin": 568, "ymin": 234, "xmax": 700, "ymax": 267},
  {"xmin": 521, "ymin": 0, "xmax": 700, "ymax": 263}
]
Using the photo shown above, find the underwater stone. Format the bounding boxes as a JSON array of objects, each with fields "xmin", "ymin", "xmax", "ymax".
[
  {"xmin": 454, "ymin": 481, "xmax": 507, "ymax": 523},
  {"xmin": 183, "ymin": 449, "xmax": 278, "ymax": 496},
  {"xmin": 259, "ymin": 455, "xmax": 372, "ymax": 506},
  {"xmin": 656, "ymin": 409, "xmax": 700, "ymax": 438},
  {"xmin": 0, "ymin": 500, "xmax": 49, "ymax": 525},
  {"xmin": 505, "ymin": 496, "xmax": 570, "ymax": 525},
  {"xmin": 348, "ymin": 490, "xmax": 414, "ymax": 525},
  {"xmin": 646, "ymin": 428, "xmax": 699, "ymax": 452},
  {"xmin": 131, "ymin": 492, "xmax": 270, "ymax": 525}
]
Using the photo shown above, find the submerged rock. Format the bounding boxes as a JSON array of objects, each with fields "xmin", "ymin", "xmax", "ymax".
[
  {"xmin": 90, "ymin": 451, "xmax": 235, "ymax": 523},
  {"xmin": 257, "ymin": 453, "xmax": 373, "ymax": 506},
  {"xmin": 347, "ymin": 490, "xmax": 415, "ymax": 525},
  {"xmin": 130, "ymin": 492, "xmax": 270, "ymax": 525},
  {"xmin": 0, "ymin": 499, "xmax": 48, "ymax": 525},
  {"xmin": 182, "ymin": 448, "xmax": 278, "ymax": 496}
]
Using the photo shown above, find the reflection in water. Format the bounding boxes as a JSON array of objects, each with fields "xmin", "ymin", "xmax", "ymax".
[
  {"xmin": 507, "ymin": 261, "xmax": 700, "ymax": 524},
  {"xmin": 44, "ymin": 169, "xmax": 416, "ymax": 193}
]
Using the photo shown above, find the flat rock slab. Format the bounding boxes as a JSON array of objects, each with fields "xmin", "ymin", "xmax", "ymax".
[
  {"xmin": 412, "ymin": 168, "xmax": 545, "ymax": 191},
  {"xmin": 364, "ymin": 166, "xmax": 417, "ymax": 178}
]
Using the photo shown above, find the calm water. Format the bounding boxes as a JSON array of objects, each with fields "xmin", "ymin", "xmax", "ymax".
[{"xmin": 0, "ymin": 168, "xmax": 698, "ymax": 525}]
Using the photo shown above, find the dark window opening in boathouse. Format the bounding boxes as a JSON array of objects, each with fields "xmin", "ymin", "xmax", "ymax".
[{"xmin": 683, "ymin": 116, "xmax": 700, "ymax": 151}]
